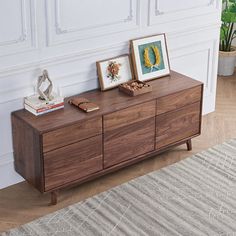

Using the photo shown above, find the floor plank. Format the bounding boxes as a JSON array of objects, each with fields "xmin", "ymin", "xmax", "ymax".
[{"xmin": 0, "ymin": 74, "xmax": 236, "ymax": 233}]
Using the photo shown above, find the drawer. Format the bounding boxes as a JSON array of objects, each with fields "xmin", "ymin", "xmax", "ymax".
[
  {"xmin": 156, "ymin": 85, "xmax": 202, "ymax": 115},
  {"xmin": 104, "ymin": 100, "xmax": 155, "ymax": 132},
  {"xmin": 44, "ymin": 135, "xmax": 102, "ymax": 191},
  {"xmin": 43, "ymin": 117, "xmax": 102, "ymax": 152},
  {"xmin": 156, "ymin": 102, "xmax": 201, "ymax": 149},
  {"xmin": 104, "ymin": 118, "xmax": 155, "ymax": 168}
]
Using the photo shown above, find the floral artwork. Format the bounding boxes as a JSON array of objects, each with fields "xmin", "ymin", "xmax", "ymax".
[
  {"xmin": 131, "ymin": 34, "xmax": 170, "ymax": 81},
  {"xmin": 107, "ymin": 61, "xmax": 122, "ymax": 82},
  {"xmin": 97, "ymin": 55, "xmax": 132, "ymax": 91}
]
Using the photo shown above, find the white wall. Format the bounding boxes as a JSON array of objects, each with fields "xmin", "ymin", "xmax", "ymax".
[
  {"xmin": 233, "ymin": 25, "xmax": 236, "ymax": 46},
  {"xmin": 0, "ymin": 0, "xmax": 221, "ymax": 189}
]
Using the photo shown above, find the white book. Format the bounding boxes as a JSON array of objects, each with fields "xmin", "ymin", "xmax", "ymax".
[
  {"xmin": 24, "ymin": 93, "xmax": 64, "ymax": 110},
  {"xmin": 24, "ymin": 104, "xmax": 64, "ymax": 116}
]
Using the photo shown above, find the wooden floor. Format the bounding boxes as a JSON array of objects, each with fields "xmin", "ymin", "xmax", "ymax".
[{"xmin": 0, "ymin": 74, "xmax": 236, "ymax": 233}]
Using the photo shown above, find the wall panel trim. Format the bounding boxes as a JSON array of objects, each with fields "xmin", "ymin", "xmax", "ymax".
[
  {"xmin": 0, "ymin": 24, "xmax": 220, "ymax": 77},
  {"xmin": 46, "ymin": 0, "xmax": 140, "ymax": 46},
  {"xmin": 0, "ymin": 0, "xmax": 27, "ymax": 47},
  {"xmin": 154, "ymin": 0, "xmax": 216, "ymax": 16},
  {"xmin": 55, "ymin": 0, "xmax": 134, "ymax": 35}
]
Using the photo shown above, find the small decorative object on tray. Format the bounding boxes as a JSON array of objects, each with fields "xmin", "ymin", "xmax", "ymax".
[
  {"xmin": 68, "ymin": 97, "xmax": 99, "ymax": 113},
  {"xmin": 119, "ymin": 80, "xmax": 152, "ymax": 96},
  {"xmin": 24, "ymin": 93, "xmax": 64, "ymax": 116}
]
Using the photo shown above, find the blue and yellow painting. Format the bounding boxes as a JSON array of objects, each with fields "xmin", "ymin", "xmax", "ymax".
[{"xmin": 138, "ymin": 41, "xmax": 165, "ymax": 75}]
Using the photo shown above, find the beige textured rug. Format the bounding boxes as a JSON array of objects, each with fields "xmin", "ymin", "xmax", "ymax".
[{"xmin": 1, "ymin": 139, "xmax": 236, "ymax": 236}]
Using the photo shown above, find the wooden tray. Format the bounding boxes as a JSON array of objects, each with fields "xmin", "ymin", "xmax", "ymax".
[{"xmin": 119, "ymin": 80, "xmax": 152, "ymax": 96}]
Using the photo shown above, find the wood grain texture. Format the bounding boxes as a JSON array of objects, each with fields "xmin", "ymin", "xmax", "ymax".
[
  {"xmin": 104, "ymin": 100, "xmax": 155, "ymax": 132},
  {"xmin": 11, "ymin": 115, "xmax": 44, "ymax": 192},
  {"xmin": 1, "ymin": 75, "xmax": 234, "ymax": 234},
  {"xmin": 10, "ymin": 70, "xmax": 203, "ymax": 203},
  {"xmin": 186, "ymin": 139, "xmax": 192, "ymax": 151},
  {"xmin": 44, "ymin": 135, "xmax": 103, "ymax": 191},
  {"xmin": 156, "ymin": 102, "xmax": 201, "ymax": 149},
  {"xmin": 12, "ymin": 71, "xmax": 202, "ymax": 133},
  {"xmin": 156, "ymin": 85, "xmax": 202, "ymax": 115},
  {"xmin": 43, "ymin": 117, "xmax": 102, "ymax": 152},
  {"xmin": 104, "ymin": 118, "xmax": 155, "ymax": 168},
  {"xmin": 50, "ymin": 191, "xmax": 58, "ymax": 205}
]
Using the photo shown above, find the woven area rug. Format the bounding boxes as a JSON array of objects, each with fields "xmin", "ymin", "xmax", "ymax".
[{"xmin": 2, "ymin": 139, "xmax": 236, "ymax": 236}]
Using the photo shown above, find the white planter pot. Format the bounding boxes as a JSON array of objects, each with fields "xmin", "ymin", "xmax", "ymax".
[{"xmin": 218, "ymin": 48, "xmax": 236, "ymax": 76}]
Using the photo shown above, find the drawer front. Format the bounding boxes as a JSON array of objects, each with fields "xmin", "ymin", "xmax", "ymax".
[
  {"xmin": 43, "ymin": 117, "xmax": 102, "ymax": 152},
  {"xmin": 104, "ymin": 101, "xmax": 156, "ymax": 132},
  {"xmin": 104, "ymin": 118, "xmax": 155, "ymax": 168},
  {"xmin": 156, "ymin": 102, "xmax": 201, "ymax": 149},
  {"xmin": 44, "ymin": 135, "xmax": 102, "ymax": 191},
  {"xmin": 156, "ymin": 85, "xmax": 202, "ymax": 115}
]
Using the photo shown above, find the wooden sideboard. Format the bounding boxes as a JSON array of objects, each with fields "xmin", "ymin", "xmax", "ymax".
[{"xmin": 11, "ymin": 71, "xmax": 203, "ymax": 205}]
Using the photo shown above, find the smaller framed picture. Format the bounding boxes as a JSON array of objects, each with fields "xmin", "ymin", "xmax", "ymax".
[
  {"xmin": 130, "ymin": 34, "xmax": 170, "ymax": 82},
  {"xmin": 97, "ymin": 54, "xmax": 133, "ymax": 91}
]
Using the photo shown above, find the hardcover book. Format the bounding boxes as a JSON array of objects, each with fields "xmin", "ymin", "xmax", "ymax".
[{"xmin": 24, "ymin": 93, "xmax": 64, "ymax": 109}]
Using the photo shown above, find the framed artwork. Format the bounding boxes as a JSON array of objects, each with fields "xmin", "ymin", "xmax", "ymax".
[
  {"xmin": 97, "ymin": 54, "xmax": 133, "ymax": 91},
  {"xmin": 130, "ymin": 34, "xmax": 170, "ymax": 82}
]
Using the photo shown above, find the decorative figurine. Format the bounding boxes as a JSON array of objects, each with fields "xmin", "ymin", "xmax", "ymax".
[{"xmin": 37, "ymin": 69, "xmax": 53, "ymax": 101}]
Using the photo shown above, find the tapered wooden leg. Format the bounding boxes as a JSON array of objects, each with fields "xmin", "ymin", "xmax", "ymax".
[
  {"xmin": 50, "ymin": 191, "xmax": 58, "ymax": 205},
  {"xmin": 186, "ymin": 139, "xmax": 192, "ymax": 151}
]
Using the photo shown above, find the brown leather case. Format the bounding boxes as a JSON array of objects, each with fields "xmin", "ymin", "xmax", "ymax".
[{"xmin": 68, "ymin": 97, "xmax": 99, "ymax": 113}]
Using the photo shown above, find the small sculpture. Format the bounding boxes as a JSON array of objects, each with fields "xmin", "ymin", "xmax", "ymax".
[{"xmin": 37, "ymin": 70, "xmax": 53, "ymax": 101}]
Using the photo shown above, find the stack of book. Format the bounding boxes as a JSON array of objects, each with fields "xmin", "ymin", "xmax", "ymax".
[{"xmin": 24, "ymin": 94, "xmax": 64, "ymax": 116}]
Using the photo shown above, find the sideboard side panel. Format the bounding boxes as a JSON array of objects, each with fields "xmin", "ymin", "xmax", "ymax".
[{"xmin": 11, "ymin": 115, "xmax": 44, "ymax": 192}]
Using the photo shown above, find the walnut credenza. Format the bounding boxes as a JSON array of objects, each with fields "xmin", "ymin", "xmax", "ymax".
[{"xmin": 12, "ymin": 71, "xmax": 203, "ymax": 205}]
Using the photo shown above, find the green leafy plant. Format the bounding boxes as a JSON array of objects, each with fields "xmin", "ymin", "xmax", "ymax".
[{"xmin": 220, "ymin": 0, "xmax": 236, "ymax": 51}]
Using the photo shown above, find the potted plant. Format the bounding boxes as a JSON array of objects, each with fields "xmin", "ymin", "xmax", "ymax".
[{"xmin": 218, "ymin": 0, "xmax": 236, "ymax": 76}]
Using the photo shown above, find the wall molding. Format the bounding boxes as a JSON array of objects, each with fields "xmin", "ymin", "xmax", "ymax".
[
  {"xmin": 46, "ymin": 0, "xmax": 140, "ymax": 46},
  {"xmin": 0, "ymin": 24, "xmax": 220, "ymax": 105},
  {"xmin": 0, "ymin": 0, "xmax": 27, "ymax": 47},
  {"xmin": 154, "ymin": 0, "xmax": 216, "ymax": 16},
  {"xmin": 170, "ymin": 39, "xmax": 216, "ymax": 98},
  {"xmin": 167, "ymin": 23, "xmax": 220, "ymax": 39},
  {"xmin": 0, "ymin": 0, "xmax": 37, "ymax": 57},
  {"xmin": 0, "ymin": 23, "xmax": 220, "ymax": 78},
  {"xmin": 0, "ymin": 70, "xmax": 97, "ymax": 104},
  {"xmin": 0, "ymin": 41, "xmax": 127, "ymax": 77},
  {"xmin": 0, "ymin": 40, "xmax": 216, "ymax": 105},
  {"xmin": 149, "ymin": 0, "xmax": 220, "ymax": 26},
  {"xmin": 60, "ymin": 77, "xmax": 96, "ymax": 90},
  {"xmin": 55, "ymin": 0, "xmax": 134, "ymax": 35},
  {"xmin": 0, "ymin": 85, "xmax": 34, "ymax": 105}
]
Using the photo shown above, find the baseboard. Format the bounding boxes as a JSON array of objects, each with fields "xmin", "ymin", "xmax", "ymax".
[
  {"xmin": 0, "ymin": 152, "xmax": 23, "ymax": 189},
  {"xmin": 202, "ymin": 94, "xmax": 215, "ymax": 115}
]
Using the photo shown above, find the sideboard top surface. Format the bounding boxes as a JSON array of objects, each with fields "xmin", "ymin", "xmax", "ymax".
[{"xmin": 12, "ymin": 70, "xmax": 202, "ymax": 133}]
